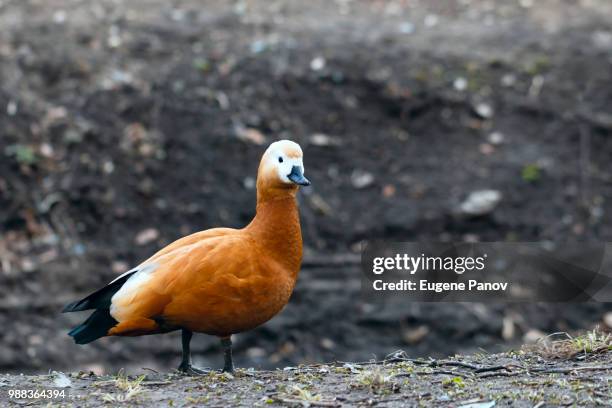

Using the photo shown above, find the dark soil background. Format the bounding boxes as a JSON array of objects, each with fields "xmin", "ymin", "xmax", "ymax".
[{"xmin": 1, "ymin": 0, "xmax": 611, "ymax": 374}]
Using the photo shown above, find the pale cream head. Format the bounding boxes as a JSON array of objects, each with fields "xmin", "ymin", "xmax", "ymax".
[{"xmin": 259, "ymin": 140, "xmax": 310, "ymax": 187}]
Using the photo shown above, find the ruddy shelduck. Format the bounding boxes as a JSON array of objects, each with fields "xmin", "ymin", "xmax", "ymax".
[{"xmin": 63, "ymin": 140, "xmax": 310, "ymax": 374}]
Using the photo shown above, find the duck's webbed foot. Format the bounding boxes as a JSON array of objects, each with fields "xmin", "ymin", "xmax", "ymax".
[{"xmin": 177, "ymin": 362, "xmax": 211, "ymax": 376}]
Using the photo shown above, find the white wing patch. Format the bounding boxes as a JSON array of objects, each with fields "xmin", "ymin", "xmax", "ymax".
[
  {"xmin": 109, "ymin": 263, "xmax": 158, "ymax": 321},
  {"xmin": 109, "ymin": 268, "xmax": 139, "ymax": 285}
]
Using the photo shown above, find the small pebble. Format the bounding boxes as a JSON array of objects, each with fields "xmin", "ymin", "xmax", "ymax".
[
  {"xmin": 424, "ymin": 14, "xmax": 439, "ymax": 27},
  {"xmin": 351, "ymin": 170, "xmax": 375, "ymax": 189},
  {"xmin": 310, "ymin": 56, "xmax": 326, "ymax": 71},
  {"xmin": 454, "ymin": 77, "xmax": 468, "ymax": 91},
  {"xmin": 399, "ymin": 21, "xmax": 415, "ymax": 34},
  {"xmin": 475, "ymin": 103, "xmax": 493, "ymax": 119},
  {"xmin": 7, "ymin": 101, "xmax": 17, "ymax": 116},
  {"xmin": 460, "ymin": 190, "xmax": 502, "ymax": 216},
  {"xmin": 603, "ymin": 312, "xmax": 612, "ymax": 329},
  {"xmin": 488, "ymin": 131, "xmax": 505, "ymax": 145}
]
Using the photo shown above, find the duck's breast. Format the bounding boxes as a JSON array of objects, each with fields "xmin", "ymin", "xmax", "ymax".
[{"xmin": 160, "ymin": 236, "xmax": 298, "ymax": 336}]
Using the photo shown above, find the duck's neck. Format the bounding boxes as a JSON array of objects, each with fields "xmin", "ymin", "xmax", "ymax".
[{"xmin": 246, "ymin": 194, "xmax": 303, "ymax": 275}]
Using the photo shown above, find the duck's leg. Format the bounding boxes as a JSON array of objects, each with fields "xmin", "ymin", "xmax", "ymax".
[
  {"xmin": 221, "ymin": 336, "xmax": 234, "ymax": 373},
  {"xmin": 177, "ymin": 329, "xmax": 209, "ymax": 375}
]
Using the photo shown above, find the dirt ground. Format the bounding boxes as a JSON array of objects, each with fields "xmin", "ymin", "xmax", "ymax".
[
  {"xmin": 1, "ymin": 348, "xmax": 611, "ymax": 407},
  {"xmin": 1, "ymin": 0, "xmax": 612, "ymax": 374}
]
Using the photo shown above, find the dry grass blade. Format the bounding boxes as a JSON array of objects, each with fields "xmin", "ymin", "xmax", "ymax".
[{"xmin": 524, "ymin": 328, "xmax": 612, "ymax": 360}]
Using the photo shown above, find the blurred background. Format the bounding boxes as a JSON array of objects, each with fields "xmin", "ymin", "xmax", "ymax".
[{"xmin": 1, "ymin": 0, "xmax": 611, "ymax": 374}]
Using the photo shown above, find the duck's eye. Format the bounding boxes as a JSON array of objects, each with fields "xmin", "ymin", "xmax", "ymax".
[{"xmin": 278, "ymin": 157, "xmax": 283, "ymax": 163}]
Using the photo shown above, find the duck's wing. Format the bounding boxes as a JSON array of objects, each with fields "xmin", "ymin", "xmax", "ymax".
[
  {"xmin": 107, "ymin": 231, "xmax": 277, "ymax": 336},
  {"xmin": 108, "ymin": 232, "xmax": 260, "ymax": 325}
]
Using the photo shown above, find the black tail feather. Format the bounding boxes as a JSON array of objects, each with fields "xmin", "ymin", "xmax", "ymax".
[
  {"xmin": 68, "ymin": 309, "xmax": 118, "ymax": 344},
  {"xmin": 62, "ymin": 271, "xmax": 136, "ymax": 313},
  {"xmin": 63, "ymin": 270, "xmax": 136, "ymax": 344}
]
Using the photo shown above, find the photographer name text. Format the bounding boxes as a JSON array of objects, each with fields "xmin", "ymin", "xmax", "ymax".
[{"xmin": 372, "ymin": 279, "xmax": 508, "ymax": 292}]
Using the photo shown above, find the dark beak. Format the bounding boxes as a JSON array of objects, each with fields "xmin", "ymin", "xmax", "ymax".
[{"xmin": 288, "ymin": 165, "xmax": 310, "ymax": 186}]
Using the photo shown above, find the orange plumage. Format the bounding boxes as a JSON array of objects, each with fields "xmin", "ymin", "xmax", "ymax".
[{"xmin": 63, "ymin": 140, "xmax": 310, "ymax": 373}]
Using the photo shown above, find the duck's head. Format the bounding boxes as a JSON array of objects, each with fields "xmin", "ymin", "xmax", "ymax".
[{"xmin": 257, "ymin": 140, "xmax": 310, "ymax": 199}]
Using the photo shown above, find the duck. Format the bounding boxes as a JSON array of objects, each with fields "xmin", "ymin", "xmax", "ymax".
[{"xmin": 62, "ymin": 140, "xmax": 310, "ymax": 374}]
